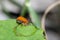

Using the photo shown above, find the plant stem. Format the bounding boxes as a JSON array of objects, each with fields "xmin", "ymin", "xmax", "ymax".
[
  {"xmin": 21, "ymin": 0, "xmax": 30, "ymax": 16},
  {"xmin": 9, "ymin": 0, "xmax": 22, "ymax": 8}
]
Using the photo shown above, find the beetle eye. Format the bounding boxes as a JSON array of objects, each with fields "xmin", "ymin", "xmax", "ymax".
[{"xmin": 16, "ymin": 20, "xmax": 22, "ymax": 24}]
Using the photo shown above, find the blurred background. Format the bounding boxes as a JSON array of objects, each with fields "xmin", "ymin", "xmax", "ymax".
[{"xmin": 0, "ymin": 0, "xmax": 60, "ymax": 40}]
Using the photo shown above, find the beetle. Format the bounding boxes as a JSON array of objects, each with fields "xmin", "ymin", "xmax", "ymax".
[{"xmin": 16, "ymin": 16, "xmax": 29, "ymax": 25}]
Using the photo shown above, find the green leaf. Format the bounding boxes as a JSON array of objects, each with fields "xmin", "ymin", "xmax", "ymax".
[
  {"xmin": 0, "ymin": 19, "xmax": 45, "ymax": 40},
  {"xmin": 26, "ymin": 3, "xmax": 41, "ymax": 29}
]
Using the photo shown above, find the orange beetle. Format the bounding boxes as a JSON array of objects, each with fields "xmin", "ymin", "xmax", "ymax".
[{"xmin": 16, "ymin": 16, "xmax": 28, "ymax": 25}]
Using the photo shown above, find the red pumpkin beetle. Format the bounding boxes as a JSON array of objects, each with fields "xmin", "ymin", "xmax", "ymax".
[{"xmin": 16, "ymin": 16, "xmax": 28, "ymax": 25}]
